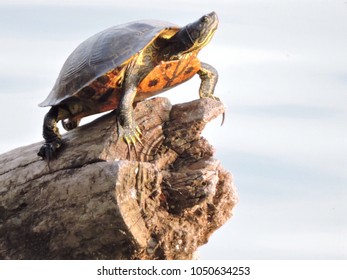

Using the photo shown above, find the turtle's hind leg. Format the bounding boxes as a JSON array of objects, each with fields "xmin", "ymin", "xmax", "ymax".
[{"xmin": 37, "ymin": 106, "xmax": 63, "ymax": 161}]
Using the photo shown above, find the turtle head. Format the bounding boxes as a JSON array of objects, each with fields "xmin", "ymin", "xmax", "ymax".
[
  {"xmin": 162, "ymin": 12, "xmax": 218, "ymax": 59},
  {"xmin": 181, "ymin": 12, "xmax": 219, "ymax": 53}
]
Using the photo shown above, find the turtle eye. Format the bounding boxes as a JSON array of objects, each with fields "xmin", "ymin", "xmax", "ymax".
[{"xmin": 201, "ymin": 16, "xmax": 209, "ymax": 23}]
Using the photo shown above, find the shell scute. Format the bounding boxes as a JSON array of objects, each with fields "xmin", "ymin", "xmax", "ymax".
[{"xmin": 39, "ymin": 20, "xmax": 178, "ymax": 107}]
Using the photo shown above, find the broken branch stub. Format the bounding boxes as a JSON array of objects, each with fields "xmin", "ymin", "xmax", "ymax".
[{"xmin": 0, "ymin": 97, "xmax": 238, "ymax": 259}]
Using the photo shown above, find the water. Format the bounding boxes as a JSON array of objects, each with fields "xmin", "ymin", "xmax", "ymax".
[{"xmin": 0, "ymin": 0, "xmax": 346, "ymax": 259}]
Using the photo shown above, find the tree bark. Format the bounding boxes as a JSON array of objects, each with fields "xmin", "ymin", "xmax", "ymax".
[{"xmin": 0, "ymin": 97, "xmax": 238, "ymax": 260}]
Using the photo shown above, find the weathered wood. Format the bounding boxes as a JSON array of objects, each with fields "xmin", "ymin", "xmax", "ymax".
[{"xmin": 0, "ymin": 97, "xmax": 238, "ymax": 260}]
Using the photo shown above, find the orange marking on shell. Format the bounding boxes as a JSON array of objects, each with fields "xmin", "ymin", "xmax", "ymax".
[
  {"xmin": 138, "ymin": 55, "xmax": 200, "ymax": 96},
  {"xmin": 75, "ymin": 67, "xmax": 124, "ymax": 102},
  {"xmin": 71, "ymin": 66, "xmax": 125, "ymax": 120},
  {"xmin": 98, "ymin": 97, "xmax": 120, "ymax": 112},
  {"xmin": 71, "ymin": 88, "xmax": 122, "ymax": 121}
]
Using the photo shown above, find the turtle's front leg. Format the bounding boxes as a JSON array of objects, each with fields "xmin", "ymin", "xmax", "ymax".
[
  {"xmin": 118, "ymin": 72, "xmax": 142, "ymax": 149},
  {"xmin": 198, "ymin": 62, "xmax": 224, "ymax": 125},
  {"xmin": 37, "ymin": 106, "xmax": 63, "ymax": 161},
  {"xmin": 118, "ymin": 86, "xmax": 141, "ymax": 143},
  {"xmin": 197, "ymin": 62, "xmax": 219, "ymax": 100}
]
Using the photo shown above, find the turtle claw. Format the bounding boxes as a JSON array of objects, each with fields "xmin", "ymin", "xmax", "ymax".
[
  {"xmin": 124, "ymin": 131, "xmax": 143, "ymax": 147},
  {"xmin": 221, "ymin": 112, "xmax": 225, "ymax": 126},
  {"xmin": 209, "ymin": 96, "xmax": 225, "ymax": 126},
  {"xmin": 201, "ymin": 95, "xmax": 225, "ymax": 125},
  {"xmin": 208, "ymin": 96, "xmax": 225, "ymax": 126},
  {"xmin": 117, "ymin": 121, "xmax": 143, "ymax": 152},
  {"xmin": 136, "ymin": 126, "xmax": 142, "ymax": 136},
  {"xmin": 37, "ymin": 140, "xmax": 62, "ymax": 161}
]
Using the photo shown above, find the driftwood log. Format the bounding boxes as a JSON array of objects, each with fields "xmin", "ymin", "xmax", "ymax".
[{"xmin": 0, "ymin": 97, "xmax": 238, "ymax": 260}]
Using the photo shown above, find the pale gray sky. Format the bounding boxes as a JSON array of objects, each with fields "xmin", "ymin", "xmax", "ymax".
[{"xmin": 0, "ymin": 0, "xmax": 346, "ymax": 259}]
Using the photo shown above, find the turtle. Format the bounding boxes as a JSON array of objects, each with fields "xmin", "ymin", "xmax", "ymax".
[{"xmin": 37, "ymin": 11, "xmax": 220, "ymax": 161}]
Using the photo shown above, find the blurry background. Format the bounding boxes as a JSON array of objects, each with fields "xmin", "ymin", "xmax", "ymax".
[{"xmin": 0, "ymin": 0, "xmax": 346, "ymax": 259}]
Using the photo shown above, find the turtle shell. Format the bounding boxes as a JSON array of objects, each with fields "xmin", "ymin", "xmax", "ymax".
[{"xmin": 39, "ymin": 20, "xmax": 179, "ymax": 107}]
